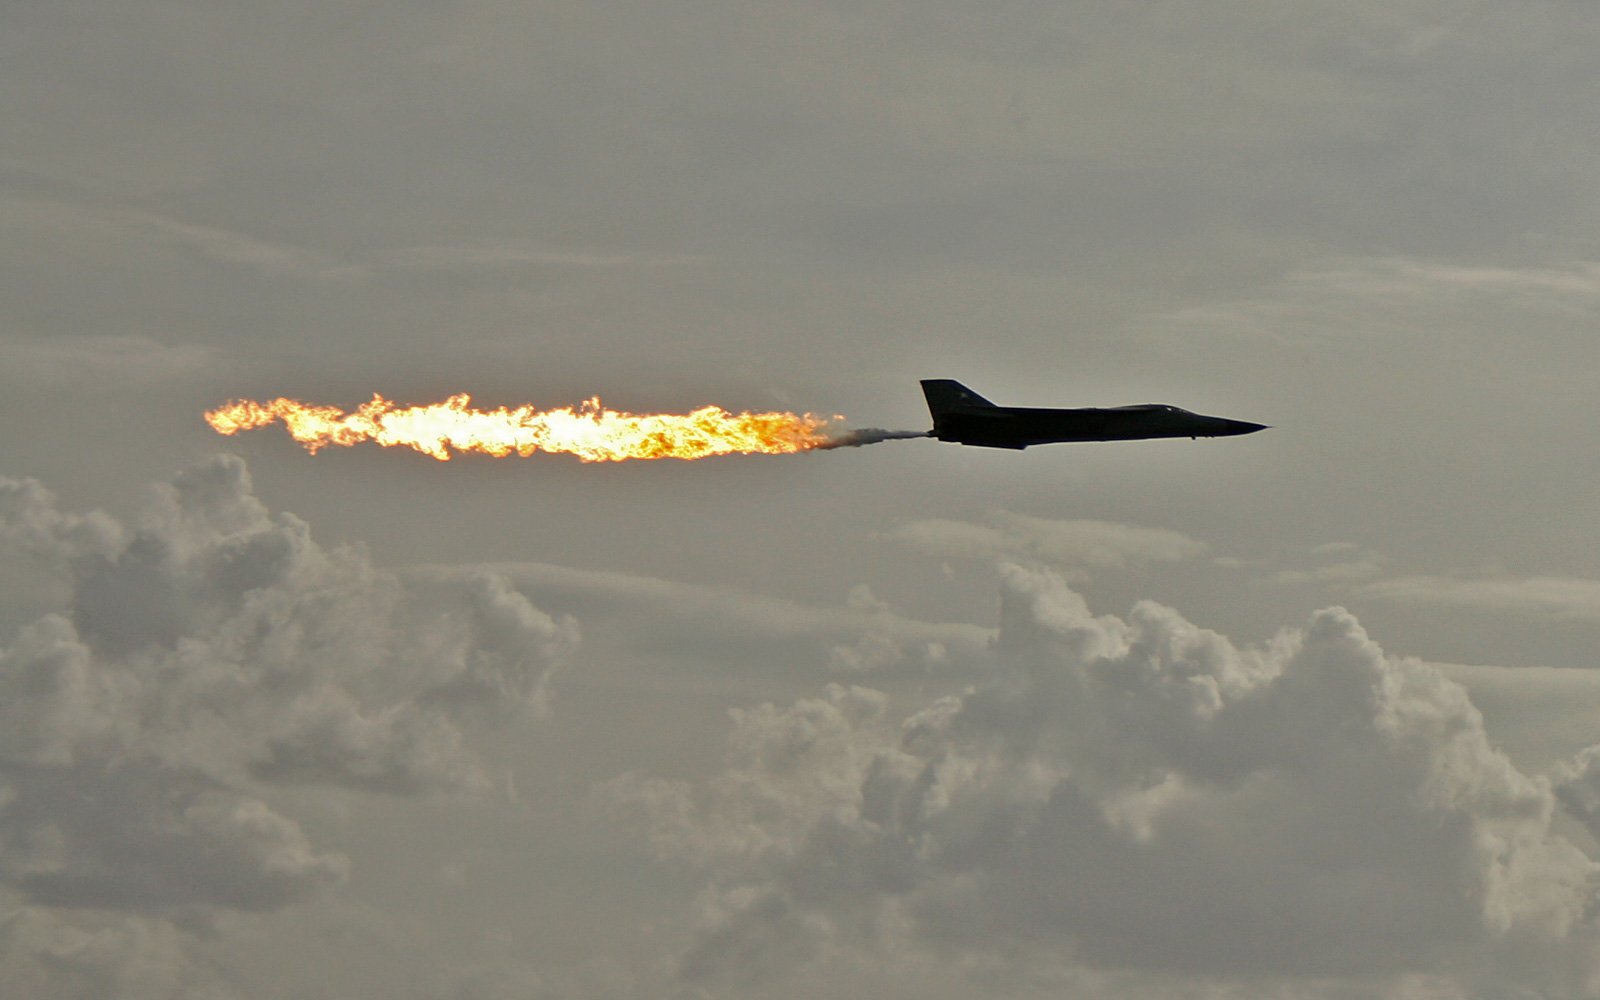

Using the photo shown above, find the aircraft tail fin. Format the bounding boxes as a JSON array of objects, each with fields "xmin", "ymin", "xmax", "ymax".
[{"xmin": 921, "ymin": 379, "xmax": 996, "ymax": 417}]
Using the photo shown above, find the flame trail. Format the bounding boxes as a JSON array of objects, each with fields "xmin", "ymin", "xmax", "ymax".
[{"xmin": 204, "ymin": 393, "xmax": 920, "ymax": 462}]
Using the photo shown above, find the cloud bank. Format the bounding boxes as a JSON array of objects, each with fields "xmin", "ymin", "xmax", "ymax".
[
  {"xmin": 0, "ymin": 456, "xmax": 575, "ymax": 990},
  {"xmin": 607, "ymin": 565, "xmax": 1600, "ymax": 997},
  {"xmin": 8, "ymin": 457, "xmax": 1600, "ymax": 998}
]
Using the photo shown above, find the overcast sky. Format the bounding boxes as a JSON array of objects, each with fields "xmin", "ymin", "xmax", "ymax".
[{"xmin": 6, "ymin": 3, "xmax": 1600, "ymax": 997}]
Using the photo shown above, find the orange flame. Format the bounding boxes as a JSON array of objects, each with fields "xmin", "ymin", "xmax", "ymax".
[{"xmin": 204, "ymin": 394, "xmax": 837, "ymax": 462}]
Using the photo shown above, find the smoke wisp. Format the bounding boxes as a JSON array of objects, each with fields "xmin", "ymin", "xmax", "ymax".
[{"xmin": 816, "ymin": 429, "xmax": 931, "ymax": 449}]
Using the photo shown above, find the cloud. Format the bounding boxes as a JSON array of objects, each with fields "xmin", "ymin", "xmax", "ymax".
[
  {"xmin": 1156, "ymin": 257, "xmax": 1600, "ymax": 345},
  {"xmin": 0, "ymin": 477, "xmax": 123, "ymax": 566},
  {"xmin": 1311, "ymin": 542, "xmax": 1361, "ymax": 556},
  {"xmin": 11, "ymin": 193, "xmax": 339, "ymax": 272},
  {"xmin": 1437, "ymin": 663, "xmax": 1600, "ymax": 774},
  {"xmin": 32, "ymin": 455, "xmax": 578, "ymax": 793},
  {"xmin": 135, "ymin": 212, "xmax": 344, "ymax": 277},
  {"xmin": 1269, "ymin": 559, "xmax": 1387, "ymax": 585},
  {"xmin": 5, "ymin": 192, "xmax": 680, "ymax": 289},
  {"xmin": 1, "ymin": 193, "xmax": 349, "ymax": 281},
  {"xmin": 0, "ymin": 455, "xmax": 577, "ymax": 901},
  {"xmin": 0, "ymin": 909, "xmax": 240, "ymax": 1000},
  {"xmin": 0, "ymin": 336, "xmax": 221, "ymax": 388},
  {"xmin": 1257, "ymin": 546, "xmax": 1600, "ymax": 627},
  {"xmin": 0, "ymin": 762, "xmax": 347, "ymax": 912},
  {"xmin": 1268, "ymin": 543, "xmax": 1387, "ymax": 586},
  {"xmin": 372, "ymin": 241, "xmax": 698, "ymax": 271},
  {"xmin": 432, "ymin": 561, "xmax": 991, "ymax": 678},
  {"xmin": 0, "ymin": 454, "xmax": 584, "ymax": 991},
  {"xmin": 886, "ymin": 514, "xmax": 1208, "ymax": 574},
  {"xmin": 824, "ymin": 586, "xmax": 953, "ymax": 676},
  {"xmin": 1360, "ymin": 575, "xmax": 1600, "ymax": 623},
  {"xmin": 605, "ymin": 565, "xmax": 1600, "ymax": 996}
]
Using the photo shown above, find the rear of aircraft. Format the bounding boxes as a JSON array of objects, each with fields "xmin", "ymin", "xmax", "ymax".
[
  {"xmin": 920, "ymin": 379, "xmax": 995, "ymax": 417},
  {"xmin": 919, "ymin": 379, "xmax": 1027, "ymax": 447}
]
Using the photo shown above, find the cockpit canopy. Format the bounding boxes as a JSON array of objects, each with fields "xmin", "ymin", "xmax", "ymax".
[{"xmin": 1108, "ymin": 403, "xmax": 1193, "ymax": 414}]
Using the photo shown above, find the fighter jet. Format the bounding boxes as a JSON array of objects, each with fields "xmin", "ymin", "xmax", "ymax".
[{"xmin": 922, "ymin": 379, "xmax": 1267, "ymax": 450}]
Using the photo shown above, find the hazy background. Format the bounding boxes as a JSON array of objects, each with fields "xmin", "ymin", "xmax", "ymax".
[{"xmin": 5, "ymin": 4, "xmax": 1600, "ymax": 997}]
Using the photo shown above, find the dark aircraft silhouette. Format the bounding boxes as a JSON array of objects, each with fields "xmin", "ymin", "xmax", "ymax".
[{"xmin": 922, "ymin": 380, "xmax": 1267, "ymax": 450}]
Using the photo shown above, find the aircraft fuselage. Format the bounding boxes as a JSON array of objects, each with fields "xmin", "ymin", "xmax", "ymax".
[{"xmin": 922, "ymin": 380, "xmax": 1267, "ymax": 450}]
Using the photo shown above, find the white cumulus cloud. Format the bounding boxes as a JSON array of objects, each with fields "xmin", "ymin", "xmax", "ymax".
[
  {"xmin": 0, "ymin": 455, "xmax": 579, "ymax": 989},
  {"xmin": 605, "ymin": 565, "xmax": 1600, "ymax": 997}
]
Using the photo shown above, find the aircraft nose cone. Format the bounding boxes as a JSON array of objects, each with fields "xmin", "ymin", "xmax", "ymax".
[{"xmin": 1215, "ymin": 418, "xmax": 1269, "ymax": 436}]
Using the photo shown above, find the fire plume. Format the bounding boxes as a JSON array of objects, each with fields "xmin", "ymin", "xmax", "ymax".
[{"xmin": 203, "ymin": 393, "xmax": 838, "ymax": 462}]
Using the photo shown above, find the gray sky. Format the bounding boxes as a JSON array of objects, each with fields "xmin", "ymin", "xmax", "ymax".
[{"xmin": 5, "ymin": 3, "xmax": 1600, "ymax": 997}]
